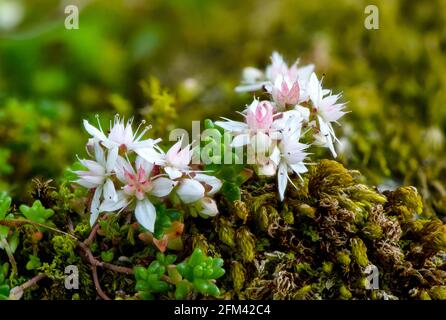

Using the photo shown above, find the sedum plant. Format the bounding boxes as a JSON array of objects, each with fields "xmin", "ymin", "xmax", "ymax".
[
  {"xmin": 134, "ymin": 248, "xmax": 224, "ymax": 300},
  {"xmin": 74, "ymin": 115, "xmax": 222, "ymax": 238},
  {"xmin": 0, "ymin": 52, "xmax": 444, "ymax": 300},
  {"xmin": 216, "ymin": 52, "xmax": 347, "ymax": 201}
]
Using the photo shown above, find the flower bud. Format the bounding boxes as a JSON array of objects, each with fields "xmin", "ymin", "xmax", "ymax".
[
  {"xmin": 176, "ymin": 179, "xmax": 205, "ymax": 204},
  {"xmin": 242, "ymin": 67, "xmax": 263, "ymax": 84},
  {"xmin": 246, "ymin": 100, "xmax": 274, "ymax": 131},
  {"xmin": 197, "ymin": 197, "xmax": 219, "ymax": 217},
  {"xmin": 271, "ymin": 75, "xmax": 300, "ymax": 107}
]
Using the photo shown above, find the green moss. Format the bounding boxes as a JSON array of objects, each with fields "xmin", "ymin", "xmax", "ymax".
[
  {"xmin": 428, "ymin": 286, "xmax": 446, "ymax": 300},
  {"xmin": 350, "ymin": 238, "xmax": 369, "ymax": 268}
]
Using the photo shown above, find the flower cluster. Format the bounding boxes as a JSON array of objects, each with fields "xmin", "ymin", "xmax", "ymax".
[
  {"xmin": 218, "ymin": 52, "xmax": 347, "ymax": 200},
  {"xmin": 74, "ymin": 115, "xmax": 222, "ymax": 232}
]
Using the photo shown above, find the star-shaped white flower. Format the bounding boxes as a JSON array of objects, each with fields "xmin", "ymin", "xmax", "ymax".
[
  {"xmin": 73, "ymin": 140, "xmax": 118, "ymax": 226},
  {"xmin": 83, "ymin": 115, "xmax": 163, "ymax": 167},
  {"xmin": 100, "ymin": 155, "xmax": 176, "ymax": 232},
  {"xmin": 308, "ymin": 72, "xmax": 347, "ymax": 158},
  {"xmin": 270, "ymin": 116, "xmax": 309, "ymax": 201}
]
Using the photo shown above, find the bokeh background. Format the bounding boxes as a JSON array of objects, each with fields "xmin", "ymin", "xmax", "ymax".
[{"xmin": 0, "ymin": 0, "xmax": 445, "ymax": 217}]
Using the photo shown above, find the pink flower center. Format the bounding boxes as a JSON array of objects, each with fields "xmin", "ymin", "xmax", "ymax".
[
  {"xmin": 246, "ymin": 101, "xmax": 274, "ymax": 131},
  {"xmin": 123, "ymin": 167, "xmax": 153, "ymax": 200}
]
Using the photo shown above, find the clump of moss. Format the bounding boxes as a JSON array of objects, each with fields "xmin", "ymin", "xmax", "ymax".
[
  {"xmin": 184, "ymin": 160, "xmax": 446, "ymax": 300},
  {"xmin": 1, "ymin": 160, "xmax": 445, "ymax": 300}
]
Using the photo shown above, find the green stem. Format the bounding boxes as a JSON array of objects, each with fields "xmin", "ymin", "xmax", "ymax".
[
  {"xmin": 0, "ymin": 238, "xmax": 18, "ymax": 282},
  {"xmin": 0, "ymin": 219, "xmax": 78, "ymax": 240}
]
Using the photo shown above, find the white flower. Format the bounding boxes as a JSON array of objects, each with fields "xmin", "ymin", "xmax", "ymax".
[
  {"xmin": 73, "ymin": 140, "xmax": 118, "ymax": 226},
  {"xmin": 196, "ymin": 197, "xmax": 219, "ymax": 217},
  {"xmin": 215, "ymin": 99, "xmax": 277, "ymax": 153},
  {"xmin": 270, "ymin": 116, "xmax": 309, "ymax": 201},
  {"xmin": 236, "ymin": 52, "xmax": 315, "ymax": 101},
  {"xmin": 176, "ymin": 178, "xmax": 205, "ymax": 204},
  {"xmin": 235, "ymin": 67, "xmax": 266, "ymax": 92},
  {"xmin": 179, "ymin": 174, "xmax": 222, "ymax": 216},
  {"xmin": 192, "ymin": 173, "xmax": 222, "ymax": 195},
  {"xmin": 163, "ymin": 136, "xmax": 192, "ymax": 180},
  {"xmin": 272, "ymin": 108, "xmax": 309, "ymax": 133},
  {"xmin": 294, "ymin": 64, "xmax": 315, "ymax": 103},
  {"xmin": 308, "ymin": 72, "xmax": 347, "ymax": 158},
  {"xmin": 256, "ymin": 160, "xmax": 277, "ymax": 176},
  {"xmin": 271, "ymin": 74, "xmax": 300, "ymax": 109},
  {"xmin": 102, "ymin": 156, "xmax": 176, "ymax": 232},
  {"xmin": 83, "ymin": 115, "xmax": 163, "ymax": 166}
]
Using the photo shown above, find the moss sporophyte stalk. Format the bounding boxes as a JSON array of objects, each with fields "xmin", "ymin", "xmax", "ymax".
[{"xmin": 0, "ymin": 52, "xmax": 445, "ymax": 300}]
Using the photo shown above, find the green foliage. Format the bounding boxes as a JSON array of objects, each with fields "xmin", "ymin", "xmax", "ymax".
[
  {"xmin": 1, "ymin": 0, "xmax": 446, "ymax": 300},
  {"xmin": 176, "ymin": 248, "xmax": 225, "ymax": 298},
  {"xmin": 100, "ymin": 250, "xmax": 114, "ymax": 263},
  {"xmin": 134, "ymin": 249, "xmax": 225, "ymax": 300},
  {"xmin": 0, "ymin": 149, "xmax": 12, "ymax": 176},
  {"xmin": 19, "ymin": 200, "xmax": 54, "ymax": 225},
  {"xmin": 153, "ymin": 204, "xmax": 181, "ymax": 240},
  {"xmin": 140, "ymin": 77, "xmax": 178, "ymax": 140},
  {"xmin": 0, "ymin": 192, "xmax": 12, "ymax": 239},
  {"xmin": 202, "ymin": 119, "xmax": 252, "ymax": 202},
  {"xmin": 134, "ymin": 261, "xmax": 170, "ymax": 300},
  {"xmin": 0, "ymin": 192, "xmax": 11, "ymax": 220},
  {"xmin": 26, "ymin": 255, "xmax": 42, "ymax": 271},
  {"xmin": 0, "ymin": 262, "xmax": 10, "ymax": 300}
]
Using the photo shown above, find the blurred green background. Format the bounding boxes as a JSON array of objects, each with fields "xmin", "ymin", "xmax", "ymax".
[{"xmin": 0, "ymin": 0, "xmax": 446, "ymax": 217}]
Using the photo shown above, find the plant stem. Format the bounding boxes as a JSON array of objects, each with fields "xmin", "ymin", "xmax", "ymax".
[
  {"xmin": 0, "ymin": 219, "xmax": 77, "ymax": 240},
  {"xmin": 9, "ymin": 273, "xmax": 47, "ymax": 299},
  {"xmin": 91, "ymin": 265, "xmax": 111, "ymax": 300},
  {"xmin": 0, "ymin": 238, "xmax": 18, "ymax": 280},
  {"xmin": 84, "ymin": 222, "xmax": 100, "ymax": 247},
  {"xmin": 77, "ymin": 241, "xmax": 134, "ymax": 275},
  {"xmin": 0, "ymin": 217, "xmax": 134, "ymax": 300}
]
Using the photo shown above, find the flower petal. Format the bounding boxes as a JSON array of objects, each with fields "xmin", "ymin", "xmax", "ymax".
[
  {"xmin": 74, "ymin": 175, "xmax": 104, "ymax": 188},
  {"xmin": 135, "ymin": 199, "xmax": 156, "ymax": 232},
  {"xmin": 93, "ymin": 140, "xmax": 106, "ymax": 166},
  {"xmin": 135, "ymin": 156, "xmax": 154, "ymax": 176},
  {"xmin": 176, "ymin": 179, "xmax": 205, "ymax": 204},
  {"xmin": 135, "ymin": 147, "xmax": 165, "ymax": 166},
  {"xmin": 99, "ymin": 191, "xmax": 128, "ymax": 212},
  {"xmin": 79, "ymin": 159, "xmax": 105, "ymax": 175},
  {"xmin": 103, "ymin": 178, "xmax": 117, "ymax": 202},
  {"xmin": 235, "ymin": 83, "xmax": 266, "ymax": 93},
  {"xmin": 318, "ymin": 116, "xmax": 337, "ymax": 158},
  {"xmin": 214, "ymin": 120, "xmax": 247, "ymax": 133},
  {"xmin": 90, "ymin": 185, "xmax": 103, "ymax": 226},
  {"xmin": 106, "ymin": 146, "xmax": 119, "ymax": 173},
  {"xmin": 308, "ymin": 72, "xmax": 322, "ymax": 107},
  {"xmin": 231, "ymin": 133, "xmax": 250, "ymax": 148},
  {"xmin": 277, "ymin": 161, "xmax": 288, "ymax": 201},
  {"xmin": 164, "ymin": 166, "xmax": 183, "ymax": 180},
  {"xmin": 193, "ymin": 174, "xmax": 222, "ymax": 195},
  {"xmin": 197, "ymin": 197, "xmax": 219, "ymax": 217},
  {"xmin": 114, "ymin": 156, "xmax": 135, "ymax": 183},
  {"xmin": 151, "ymin": 177, "xmax": 176, "ymax": 197},
  {"xmin": 83, "ymin": 119, "xmax": 109, "ymax": 143}
]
